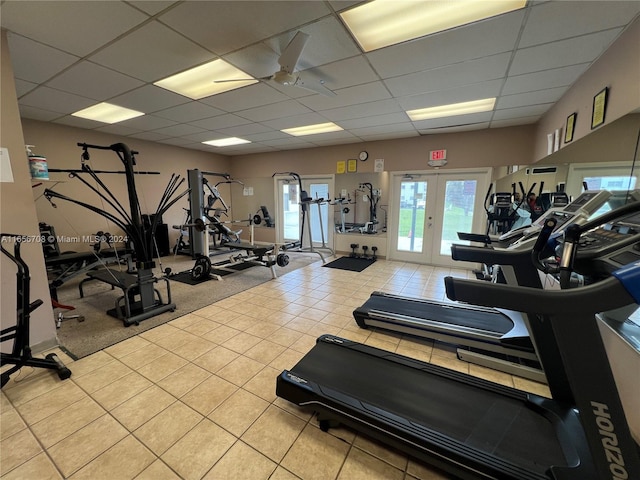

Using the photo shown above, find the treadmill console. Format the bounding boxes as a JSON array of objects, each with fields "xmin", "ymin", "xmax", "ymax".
[
  {"xmin": 505, "ymin": 190, "xmax": 610, "ymax": 247},
  {"xmin": 574, "ymin": 208, "xmax": 640, "ymax": 276}
]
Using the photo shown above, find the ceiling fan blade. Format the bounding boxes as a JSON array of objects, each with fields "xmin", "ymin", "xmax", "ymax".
[
  {"xmin": 278, "ymin": 31, "xmax": 310, "ymax": 74},
  {"xmin": 214, "ymin": 76, "xmax": 269, "ymax": 84},
  {"xmin": 294, "ymin": 77, "xmax": 336, "ymax": 97}
]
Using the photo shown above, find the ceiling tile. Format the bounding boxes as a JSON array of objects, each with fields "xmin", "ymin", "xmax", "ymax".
[
  {"xmin": 396, "ymin": 79, "xmax": 503, "ymax": 111},
  {"xmin": 150, "ymin": 124, "xmax": 208, "ymax": 137},
  {"xmin": 490, "ymin": 116, "xmax": 541, "ymax": 128},
  {"xmin": 128, "ymin": 1, "xmax": 180, "ymax": 16},
  {"xmin": 52, "ymin": 115, "xmax": 104, "ymax": 129},
  {"xmin": 350, "ymin": 122, "xmax": 417, "ymax": 137},
  {"xmin": 14, "ymin": 79, "xmax": 39, "ymax": 98},
  {"xmin": 95, "ymin": 124, "xmax": 144, "ymax": 137},
  {"xmin": 215, "ymin": 123, "xmax": 274, "ymax": 137},
  {"xmin": 339, "ymin": 112, "xmax": 409, "ymax": 129},
  {"xmin": 19, "ymin": 86, "xmax": 95, "ymax": 114},
  {"xmin": 158, "ymin": 1, "xmax": 330, "ymax": 55},
  {"xmin": 243, "ymin": 131, "xmax": 290, "ymax": 142},
  {"xmin": 519, "ymin": 1, "xmax": 640, "ymax": 47},
  {"xmin": 19, "ymin": 105, "xmax": 62, "ymax": 122},
  {"xmin": 492, "ymin": 104, "xmax": 553, "ymax": 120},
  {"xmin": 385, "ymin": 54, "xmax": 511, "ymax": 98},
  {"xmin": 129, "ymin": 131, "xmax": 172, "ymax": 142},
  {"xmin": 299, "ymin": 81, "xmax": 392, "ymax": 111},
  {"xmin": 46, "ymin": 61, "xmax": 144, "ymax": 101},
  {"xmin": 509, "ymin": 29, "xmax": 623, "ymax": 76},
  {"xmin": 321, "ymin": 99, "xmax": 403, "ymax": 122},
  {"xmin": 116, "ymin": 115, "xmax": 177, "ymax": 132},
  {"xmin": 89, "ymin": 21, "xmax": 215, "ymax": 83},
  {"xmin": 301, "ymin": 56, "xmax": 379, "ymax": 91},
  {"xmin": 496, "ymin": 87, "xmax": 567, "ymax": 110},
  {"xmin": 153, "ymin": 102, "xmax": 226, "ymax": 123},
  {"xmin": 7, "ymin": 33, "xmax": 79, "ymax": 84},
  {"xmin": 189, "ymin": 114, "xmax": 253, "ymax": 131},
  {"xmin": 109, "ymin": 85, "xmax": 191, "ymax": 114},
  {"xmin": 200, "ymin": 83, "xmax": 290, "ymax": 112},
  {"xmin": 502, "ymin": 64, "xmax": 590, "ymax": 95},
  {"xmin": 260, "ymin": 112, "xmax": 332, "ymax": 130},
  {"xmin": 237, "ymin": 100, "xmax": 313, "ymax": 122},
  {"xmin": 366, "ymin": 9, "xmax": 525, "ymax": 79},
  {"xmin": 0, "ymin": 1, "xmax": 148, "ymax": 56}
]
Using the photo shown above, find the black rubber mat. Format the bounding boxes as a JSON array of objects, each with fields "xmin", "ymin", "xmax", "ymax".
[{"xmin": 323, "ymin": 256, "xmax": 375, "ymax": 272}]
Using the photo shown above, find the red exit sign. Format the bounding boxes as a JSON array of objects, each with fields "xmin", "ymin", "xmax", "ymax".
[{"xmin": 429, "ymin": 149, "xmax": 447, "ymax": 161}]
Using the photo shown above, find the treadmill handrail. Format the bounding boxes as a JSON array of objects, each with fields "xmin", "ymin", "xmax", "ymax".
[
  {"xmin": 451, "ymin": 243, "xmax": 538, "ymax": 265},
  {"xmin": 444, "ymin": 275, "xmax": 634, "ymax": 315}
]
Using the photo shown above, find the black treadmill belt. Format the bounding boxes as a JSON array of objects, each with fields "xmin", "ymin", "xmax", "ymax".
[
  {"xmin": 364, "ymin": 295, "xmax": 514, "ymax": 334},
  {"xmin": 292, "ymin": 340, "xmax": 568, "ymax": 473}
]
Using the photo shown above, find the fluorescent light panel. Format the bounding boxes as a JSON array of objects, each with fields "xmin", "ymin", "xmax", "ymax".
[
  {"xmin": 341, "ymin": 0, "xmax": 527, "ymax": 52},
  {"xmin": 203, "ymin": 137, "xmax": 251, "ymax": 147},
  {"xmin": 407, "ymin": 98, "xmax": 496, "ymax": 121},
  {"xmin": 281, "ymin": 122, "xmax": 343, "ymax": 136},
  {"xmin": 71, "ymin": 102, "xmax": 144, "ymax": 124},
  {"xmin": 155, "ymin": 59, "xmax": 257, "ymax": 100}
]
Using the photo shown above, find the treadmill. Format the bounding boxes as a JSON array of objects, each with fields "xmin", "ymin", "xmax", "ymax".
[
  {"xmin": 353, "ymin": 190, "xmax": 612, "ymax": 382},
  {"xmin": 277, "ymin": 201, "xmax": 640, "ymax": 480}
]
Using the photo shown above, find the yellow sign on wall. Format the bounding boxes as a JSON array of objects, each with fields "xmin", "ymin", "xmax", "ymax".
[
  {"xmin": 336, "ymin": 160, "xmax": 346, "ymax": 174},
  {"xmin": 347, "ymin": 159, "xmax": 357, "ymax": 173}
]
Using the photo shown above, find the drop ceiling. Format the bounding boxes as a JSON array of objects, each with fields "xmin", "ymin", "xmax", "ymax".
[{"xmin": 2, "ymin": 1, "xmax": 639, "ymax": 155}]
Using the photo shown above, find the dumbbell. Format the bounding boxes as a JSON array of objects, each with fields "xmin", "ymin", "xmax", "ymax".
[
  {"xmin": 362, "ymin": 246, "xmax": 369, "ymax": 259},
  {"xmin": 350, "ymin": 243, "xmax": 359, "ymax": 258},
  {"xmin": 371, "ymin": 246, "xmax": 378, "ymax": 260}
]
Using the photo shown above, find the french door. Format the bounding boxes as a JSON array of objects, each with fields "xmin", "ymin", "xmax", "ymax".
[
  {"xmin": 388, "ymin": 169, "xmax": 490, "ymax": 267},
  {"xmin": 274, "ymin": 174, "xmax": 334, "ymax": 248}
]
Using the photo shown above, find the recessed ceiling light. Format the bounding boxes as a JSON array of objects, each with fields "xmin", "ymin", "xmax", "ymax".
[
  {"xmin": 155, "ymin": 59, "xmax": 257, "ymax": 100},
  {"xmin": 407, "ymin": 98, "xmax": 496, "ymax": 121},
  {"xmin": 341, "ymin": 0, "xmax": 527, "ymax": 52},
  {"xmin": 281, "ymin": 122, "xmax": 344, "ymax": 136},
  {"xmin": 71, "ymin": 102, "xmax": 144, "ymax": 124},
  {"xmin": 202, "ymin": 137, "xmax": 251, "ymax": 147}
]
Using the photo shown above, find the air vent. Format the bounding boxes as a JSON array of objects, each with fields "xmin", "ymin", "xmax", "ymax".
[{"xmin": 525, "ymin": 166, "xmax": 558, "ymax": 175}]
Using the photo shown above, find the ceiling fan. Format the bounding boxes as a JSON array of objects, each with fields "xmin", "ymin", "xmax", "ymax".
[{"xmin": 215, "ymin": 31, "xmax": 336, "ymax": 97}]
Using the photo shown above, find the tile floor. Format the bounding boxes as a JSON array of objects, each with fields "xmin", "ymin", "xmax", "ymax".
[{"xmin": 1, "ymin": 258, "xmax": 551, "ymax": 480}]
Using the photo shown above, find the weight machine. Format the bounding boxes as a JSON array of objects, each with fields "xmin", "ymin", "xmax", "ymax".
[
  {"xmin": 44, "ymin": 142, "xmax": 188, "ymax": 326},
  {"xmin": 178, "ymin": 169, "xmax": 243, "ymax": 258},
  {"xmin": 358, "ymin": 182, "xmax": 381, "ymax": 234}
]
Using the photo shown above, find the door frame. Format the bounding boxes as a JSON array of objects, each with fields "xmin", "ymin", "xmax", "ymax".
[{"xmin": 388, "ymin": 167, "xmax": 492, "ymax": 267}]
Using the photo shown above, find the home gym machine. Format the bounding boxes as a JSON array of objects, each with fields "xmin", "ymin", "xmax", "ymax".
[
  {"xmin": 1, "ymin": 233, "xmax": 71, "ymax": 387},
  {"xmin": 358, "ymin": 182, "xmax": 380, "ymax": 234},
  {"xmin": 273, "ymin": 172, "xmax": 333, "ymax": 263},
  {"xmin": 44, "ymin": 142, "xmax": 188, "ymax": 326},
  {"xmin": 177, "ymin": 169, "xmax": 244, "ymax": 258},
  {"xmin": 277, "ymin": 201, "xmax": 640, "ymax": 480}
]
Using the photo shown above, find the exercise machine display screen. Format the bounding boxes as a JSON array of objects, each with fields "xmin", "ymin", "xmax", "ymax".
[{"xmin": 563, "ymin": 191, "xmax": 600, "ymax": 213}]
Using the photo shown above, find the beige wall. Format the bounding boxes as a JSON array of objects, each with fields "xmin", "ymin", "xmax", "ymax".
[
  {"xmin": 534, "ymin": 16, "xmax": 640, "ymax": 161},
  {"xmin": 228, "ymin": 125, "xmax": 535, "ymax": 180},
  {"xmin": 1, "ymin": 30, "xmax": 56, "ymax": 349}
]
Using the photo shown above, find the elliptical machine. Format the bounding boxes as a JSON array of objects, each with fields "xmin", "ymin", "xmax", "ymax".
[{"xmin": 1, "ymin": 234, "xmax": 71, "ymax": 387}]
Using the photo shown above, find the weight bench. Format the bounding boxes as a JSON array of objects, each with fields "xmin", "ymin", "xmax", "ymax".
[
  {"xmin": 47, "ymin": 250, "xmax": 131, "ymax": 300},
  {"xmin": 79, "ymin": 268, "xmax": 174, "ymax": 326}
]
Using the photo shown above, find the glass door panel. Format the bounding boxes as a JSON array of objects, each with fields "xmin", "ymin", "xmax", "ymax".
[
  {"xmin": 439, "ymin": 180, "xmax": 477, "ymax": 255},
  {"xmin": 397, "ymin": 180, "xmax": 427, "ymax": 253}
]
